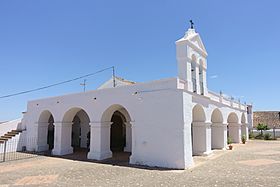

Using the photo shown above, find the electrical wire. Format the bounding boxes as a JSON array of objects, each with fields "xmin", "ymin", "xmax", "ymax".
[{"xmin": 0, "ymin": 66, "xmax": 114, "ymax": 99}]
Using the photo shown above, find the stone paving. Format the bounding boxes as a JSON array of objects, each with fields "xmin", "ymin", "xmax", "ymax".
[{"xmin": 0, "ymin": 140, "xmax": 280, "ymax": 187}]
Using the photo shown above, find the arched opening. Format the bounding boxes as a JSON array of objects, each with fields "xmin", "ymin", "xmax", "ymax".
[
  {"xmin": 241, "ymin": 113, "xmax": 248, "ymax": 140},
  {"xmin": 72, "ymin": 110, "xmax": 90, "ymax": 152},
  {"xmin": 101, "ymin": 104, "xmax": 132, "ymax": 160},
  {"xmin": 191, "ymin": 55, "xmax": 197, "ymax": 93},
  {"xmin": 211, "ymin": 109, "xmax": 226, "ymax": 149},
  {"xmin": 227, "ymin": 112, "xmax": 241, "ymax": 143},
  {"xmin": 47, "ymin": 115, "xmax": 54, "ymax": 150},
  {"xmin": 211, "ymin": 109, "xmax": 223, "ymax": 123},
  {"xmin": 110, "ymin": 111, "xmax": 126, "ymax": 152},
  {"xmin": 241, "ymin": 113, "xmax": 246, "ymax": 124},
  {"xmin": 61, "ymin": 108, "xmax": 91, "ymax": 155},
  {"xmin": 192, "ymin": 104, "xmax": 208, "ymax": 156},
  {"xmin": 37, "ymin": 110, "xmax": 55, "ymax": 152}
]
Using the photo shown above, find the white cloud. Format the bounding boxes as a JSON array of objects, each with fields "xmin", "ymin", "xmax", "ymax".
[{"xmin": 210, "ymin": 75, "xmax": 218, "ymax": 79}]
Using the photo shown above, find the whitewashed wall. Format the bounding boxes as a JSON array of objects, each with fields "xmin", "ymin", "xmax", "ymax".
[
  {"xmin": 23, "ymin": 78, "xmax": 189, "ymax": 169},
  {"xmin": 0, "ymin": 119, "xmax": 22, "ymax": 137}
]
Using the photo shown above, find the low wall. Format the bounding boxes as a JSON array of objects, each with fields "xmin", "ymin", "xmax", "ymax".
[
  {"xmin": 0, "ymin": 119, "xmax": 22, "ymax": 137},
  {"xmin": 252, "ymin": 129, "xmax": 280, "ymax": 138},
  {"xmin": 0, "ymin": 135, "xmax": 23, "ymax": 153}
]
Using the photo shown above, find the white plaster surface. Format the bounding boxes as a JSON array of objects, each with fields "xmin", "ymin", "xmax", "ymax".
[{"xmin": 0, "ymin": 27, "xmax": 251, "ymax": 169}]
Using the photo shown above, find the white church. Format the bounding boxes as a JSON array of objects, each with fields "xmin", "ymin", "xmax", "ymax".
[{"xmin": 2, "ymin": 25, "xmax": 253, "ymax": 169}]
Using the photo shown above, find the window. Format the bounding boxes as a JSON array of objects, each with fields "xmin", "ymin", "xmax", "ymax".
[{"xmin": 191, "ymin": 62, "xmax": 196, "ymax": 92}]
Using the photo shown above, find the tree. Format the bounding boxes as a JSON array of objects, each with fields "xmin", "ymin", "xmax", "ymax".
[{"xmin": 256, "ymin": 123, "xmax": 269, "ymax": 136}]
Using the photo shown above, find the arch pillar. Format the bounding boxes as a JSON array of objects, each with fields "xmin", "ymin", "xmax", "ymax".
[
  {"xmin": 201, "ymin": 66, "xmax": 208, "ymax": 96},
  {"xmin": 228, "ymin": 123, "xmax": 241, "ymax": 143},
  {"xmin": 35, "ymin": 122, "xmax": 49, "ymax": 152},
  {"xmin": 80, "ymin": 122, "xmax": 90, "ymax": 148},
  {"xmin": 128, "ymin": 122, "xmax": 137, "ymax": 165},
  {"xmin": 241, "ymin": 123, "xmax": 249, "ymax": 141},
  {"xmin": 87, "ymin": 122, "xmax": 112, "ymax": 160},
  {"xmin": 192, "ymin": 122, "xmax": 212, "ymax": 156},
  {"xmin": 52, "ymin": 122, "xmax": 73, "ymax": 155},
  {"xmin": 124, "ymin": 122, "xmax": 132, "ymax": 152},
  {"xmin": 211, "ymin": 123, "xmax": 227, "ymax": 149}
]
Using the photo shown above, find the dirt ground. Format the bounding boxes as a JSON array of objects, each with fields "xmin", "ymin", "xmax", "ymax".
[{"xmin": 0, "ymin": 140, "xmax": 280, "ymax": 187}]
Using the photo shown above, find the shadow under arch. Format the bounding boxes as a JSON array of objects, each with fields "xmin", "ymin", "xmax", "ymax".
[
  {"xmin": 101, "ymin": 104, "xmax": 132, "ymax": 123},
  {"xmin": 191, "ymin": 104, "xmax": 207, "ymax": 156},
  {"xmin": 211, "ymin": 108, "xmax": 226, "ymax": 149},
  {"xmin": 37, "ymin": 110, "xmax": 55, "ymax": 152},
  {"xmin": 61, "ymin": 107, "xmax": 91, "ymax": 153},
  {"xmin": 211, "ymin": 108, "xmax": 223, "ymax": 123},
  {"xmin": 241, "ymin": 113, "xmax": 246, "ymax": 124},
  {"xmin": 227, "ymin": 112, "xmax": 239, "ymax": 123},
  {"xmin": 193, "ymin": 104, "xmax": 206, "ymax": 122},
  {"xmin": 227, "ymin": 112, "xmax": 241, "ymax": 143},
  {"xmin": 101, "ymin": 104, "xmax": 133, "ymax": 162},
  {"xmin": 62, "ymin": 107, "xmax": 92, "ymax": 123},
  {"xmin": 241, "ymin": 113, "xmax": 248, "ymax": 139}
]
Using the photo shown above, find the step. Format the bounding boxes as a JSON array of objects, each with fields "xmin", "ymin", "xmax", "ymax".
[
  {"xmin": 0, "ymin": 137, "xmax": 9, "ymax": 141},
  {"xmin": 11, "ymin": 130, "xmax": 22, "ymax": 133},
  {"xmin": 3, "ymin": 135, "xmax": 14, "ymax": 138},
  {"xmin": 5, "ymin": 133, "xmax": 16, "ymax": 137},
  {"xmin": 7, "ymin": 132, "xmax": 19, "ymax": 136},
  {"xmin": 0, "ymin": 140, "xmax": 5, "ymax": 144}
]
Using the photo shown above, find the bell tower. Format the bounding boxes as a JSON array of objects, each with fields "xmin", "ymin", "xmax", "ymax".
[{"xmin": 175, "ymin": 21, "xmax": 208, "ymax": 96}]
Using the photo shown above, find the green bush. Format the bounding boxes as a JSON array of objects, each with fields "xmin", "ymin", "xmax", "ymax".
[
  {"xmin": 227, "ymin": 137, "xmax": 232, "ymax": 145},
  {"xmin": 242, "ymin": 135, "xmax": 246, "ymax": 144},
  {"xmin": 264, "ymin": 133, "xmax": 271, "ymax": 140},
  {"xmin": 256, "ymin": 123, "xmax": 269, "ymax": 136},
  {"xmin": 255, "ymin": 133, "xmax": 263, "ymax": 139},
  {"xmin": 249, "ymin": 132, "xmax": 254, "ymax": 139}
]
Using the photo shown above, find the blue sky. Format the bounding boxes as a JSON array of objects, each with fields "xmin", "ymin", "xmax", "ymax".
[{"xmin": 0, "ymin": 0, "xmax": 279, "ymax": 121}]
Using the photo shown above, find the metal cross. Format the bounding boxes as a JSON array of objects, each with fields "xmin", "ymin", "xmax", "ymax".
[{"xmin": 190, "ymin": 20, "xmax": 194, "ymax": 29}]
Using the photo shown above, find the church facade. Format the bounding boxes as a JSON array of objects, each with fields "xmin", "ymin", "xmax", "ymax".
[{"xmin": 21, "ymin": 27, "xmax": 252, "ymax": 169}]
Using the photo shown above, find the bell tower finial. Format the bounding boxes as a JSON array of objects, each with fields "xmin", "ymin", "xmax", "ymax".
[
  {"xmin": 190, "ymin": 20, "xmax": 194, "ymax": 29},
  {"xmin": 176, "ymin": 23, "xmax": 208, "ymax": 95}
]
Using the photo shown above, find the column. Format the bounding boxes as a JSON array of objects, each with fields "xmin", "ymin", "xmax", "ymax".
[
  {"xmin": 192, "ymin": 122, "xmax": 212, "ymax": 156},
  {"xmin": 35, "ymin": 122, "xmax": 49, "ymax": 152},
  {"xmin": 241, "ymin": 123, "xmax": 249, "ymax": 141},
  {"xmin": 124, "ymin": 122, "xmax": 132, "ymax": 152},
  {"xmin": 87, "ymin": 122, "xmax": 112, "ymax": 160},
  {"xmin": 186, "ymin": 60, "xmax": 193, "ymax": 91},
  {"xmin": 195, "ymin": 64, "xmax": 201, "ymax": 94},
  {"xmin": 228, "ymin": 123, "xmax": 241, "ymax": 143},
  {"xmin": 211, "ymin": 123, "xmax": 227, "ymax": 149},
  {"xmin": 52, "ymin": 122, "xmax": 73, "ymax": 155},
  {"xmin": 202, "ymin": 67, "xmax": 208, "ymax": 96},
  {"xmin": 128, "ymin": 122, "xmax": 137, "ymax": 165}
]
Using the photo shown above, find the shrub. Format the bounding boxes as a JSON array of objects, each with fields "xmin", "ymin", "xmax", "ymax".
[
  {"xmin": 255, "ymin": 134, "xmax": 263, "ymax": 139},
  {"xmin": 264, "ymin": 133, "xmax": 271, "ymax": 140},
  {"xmin": 242, "ymin": 135, "xmax": 246, "ymax": 144},
  {"xmin": 256, "ymin": 123, "xmax": 269, "ymax": 136},
  {"xmin": 249, "ymin": 132, "xmax": 254, "ymax": 139},
  {"xmin": 227, "ymin": 137, "xmax": 233, "ymax": 145}
]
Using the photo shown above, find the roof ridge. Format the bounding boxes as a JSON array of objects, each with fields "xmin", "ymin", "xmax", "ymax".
[{"xmin": 114, "ymin": 76, "xmax": 136, "ymax": 84}]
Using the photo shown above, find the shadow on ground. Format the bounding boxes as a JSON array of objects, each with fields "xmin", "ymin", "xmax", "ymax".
[{"xmin": 40, "ymin": 148, "xmax": 175, "ymax": 171}]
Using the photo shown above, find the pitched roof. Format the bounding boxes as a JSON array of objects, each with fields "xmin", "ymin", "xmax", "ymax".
[
  {"xmin": 97, "ymin": 76, "xmax": 136, "ymax": 89},
  {"xmin": 114, "ymin": 76, "xmax": 136, "ymax": 85}
]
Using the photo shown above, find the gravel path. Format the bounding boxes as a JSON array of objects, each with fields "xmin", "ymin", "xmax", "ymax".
[{"xmin": 0, "ymin": 140, "xmax": 280, "ymax": 187}]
